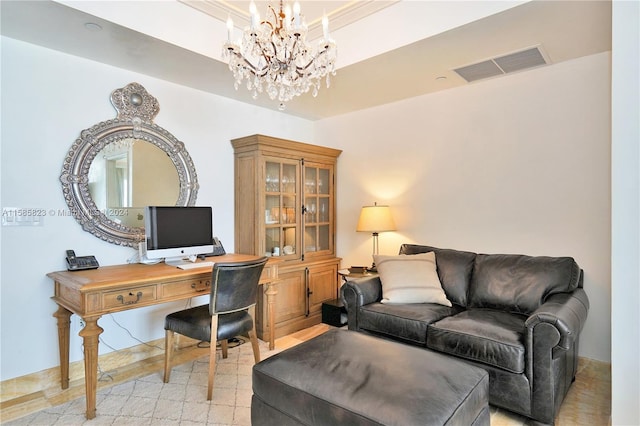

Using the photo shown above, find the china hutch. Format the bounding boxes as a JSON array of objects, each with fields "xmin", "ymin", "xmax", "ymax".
[{"xmin": 231, "ymin": 134, "xmax": 342, "ymax": 339}]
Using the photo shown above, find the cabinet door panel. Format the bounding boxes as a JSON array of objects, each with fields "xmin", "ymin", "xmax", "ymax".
[
  {"xmin": 308, "ymin": 263, "xmax": 338, "ymax": 315},
  {"xmin": 302, "ymin": 161, "xmax": 334, "ymax": 258},
  {"xmin": 274, "ymin": 269, "xmax": 306, "ymax": 323},
  {"xmin": 264, "ymin": 158, "xmax": 300, "ymax": 258}
]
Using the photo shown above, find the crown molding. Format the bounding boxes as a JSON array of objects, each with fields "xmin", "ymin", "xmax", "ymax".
[{"xmin": 179, "ymin": 0, "xmax": 397, "ymax": 40}]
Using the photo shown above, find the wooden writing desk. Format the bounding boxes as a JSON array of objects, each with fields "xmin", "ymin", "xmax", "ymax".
[{"xmin": 47, "ymin": 254, "xmax": 279, "ymax": 420}]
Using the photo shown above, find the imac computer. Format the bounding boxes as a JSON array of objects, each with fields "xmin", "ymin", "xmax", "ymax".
[{"xmin": 143, "ymin": 206, "xmax": 214, "ymax": 266}]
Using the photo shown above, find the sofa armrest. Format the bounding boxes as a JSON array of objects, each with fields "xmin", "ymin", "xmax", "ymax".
[
  {"xmin": 340, "ymin": 276, "xmax": 382, "ymax": 331},
  {"xmin": 524, "ymin": 287, "xmax": 589, "ymax": 421},
  {"xmin": 525, "ymin": 287, "xmax": 590, "ymax": 351}
]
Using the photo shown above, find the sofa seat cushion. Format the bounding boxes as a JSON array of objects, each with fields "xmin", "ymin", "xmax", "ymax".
[
  {"xmin": 359, "ymin": 302, "xmax": 462, "ymax": 346},
  {"xmin": 427, "ymin": 309, "xmax": 527, "ymax": 374}
]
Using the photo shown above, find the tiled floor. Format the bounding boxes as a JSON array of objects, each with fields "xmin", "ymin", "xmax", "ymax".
[{"xmin": 2, "ymin": 325, "xmax": 611, "ymax": 425}]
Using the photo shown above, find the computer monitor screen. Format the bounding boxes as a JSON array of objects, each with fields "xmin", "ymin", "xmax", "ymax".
[{"xmin": 144, "ymin": 206, "xmax": 214, "ymax": 264}]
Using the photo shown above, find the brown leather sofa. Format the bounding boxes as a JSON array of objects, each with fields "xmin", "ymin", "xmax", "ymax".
[{"xmin": 341, "ymin": 244, "xmax": 589, "ymax": 425}]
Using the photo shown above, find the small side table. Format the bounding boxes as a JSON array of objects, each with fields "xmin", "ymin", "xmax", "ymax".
[
  {"xmin": 338, "ymin": 269, "xmax": 378, "ymax": 284},
  {"xmin": 322, "ymin": 298, "xmax": 347, "ymax": 327},
  {"xmin": 326, "ymin": 271, "xmax": 379, "ymax": 327}
]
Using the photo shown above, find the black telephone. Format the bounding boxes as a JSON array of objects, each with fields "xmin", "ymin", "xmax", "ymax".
[
  {"xmin": 65, "ymin": 249, "xmax": 100, "ymax": 271},
  {"xmin": 201, "ymin": 237, "xmax": 226, "ymax": 257}
]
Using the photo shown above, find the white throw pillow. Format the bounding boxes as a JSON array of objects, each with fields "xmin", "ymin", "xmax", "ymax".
[{"xmin": 374, "ymin": 252, "xmax": 452, "ymax": 306}]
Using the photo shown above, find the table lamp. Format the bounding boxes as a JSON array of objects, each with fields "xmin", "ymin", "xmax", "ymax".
[{"xmin": 356, "ymin": 202, "xmax": 396, "ymax": 271}]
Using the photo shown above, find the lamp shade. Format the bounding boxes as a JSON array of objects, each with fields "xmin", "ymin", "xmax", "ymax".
[{"xmin": 356, "ymin": 203, "xmax": 396, "ymax": 233}]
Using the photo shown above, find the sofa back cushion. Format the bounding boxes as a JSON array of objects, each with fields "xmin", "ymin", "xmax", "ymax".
[
  {"xmin": 399, "ymin": 244, "xmax": 476, "ymax": 307},
  {"xmin": 469, "ymin": 254, "xmax": 581, "ymax": 315}
]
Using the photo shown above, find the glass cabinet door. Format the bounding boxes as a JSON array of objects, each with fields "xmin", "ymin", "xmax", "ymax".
[
  {"xmin": 303, "ymin": 162, "xmax": 333, "ymax": 256},
  {"xmin": 264, "ymin": 160, "xmax": 298, "ymax": 258}
]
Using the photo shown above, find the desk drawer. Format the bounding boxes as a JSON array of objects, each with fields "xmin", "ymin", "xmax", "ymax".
[
  {"xmin": 162, "ymin": 279, "xmax": 211, "ymax": 298},
  {"xmin": 103, "ymin": 286, "xmax": 156, "ymax": 309}
]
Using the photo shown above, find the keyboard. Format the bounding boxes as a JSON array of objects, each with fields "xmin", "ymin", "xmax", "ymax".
[{"xmin": 176, "ymin": 261, "xmax": 215, "ymax": 270}]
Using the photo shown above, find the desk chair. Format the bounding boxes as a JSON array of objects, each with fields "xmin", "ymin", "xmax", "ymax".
[{"xmin": 163, "ymin": 257, "xmax": 268, "ymax": 400}]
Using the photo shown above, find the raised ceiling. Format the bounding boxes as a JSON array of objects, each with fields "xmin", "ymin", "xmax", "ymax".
[
  {"xmin": 0, "ymin": 1, "xmax": 611, "ymax": 120},
  {"xmin": 180, "ymin": 1, "xmax": 399, "ymax": 40}
]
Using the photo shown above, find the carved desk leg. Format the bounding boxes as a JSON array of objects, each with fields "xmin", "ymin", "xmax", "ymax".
[
  {"xmin": 265, "ymin": 281, "xmax": 277, "ymax": 350},
  {"xmin": 78, "ymin": 316, "xmax": 104, "ymax": 420},
  {"xmin": 53, "ymin": 305, "xmax": 72, "ymax": 389}
]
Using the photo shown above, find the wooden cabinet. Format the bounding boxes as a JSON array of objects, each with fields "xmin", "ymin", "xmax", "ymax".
[{"xmin": 232, "ymin": 134, "xmax": 342, "ymax": 339}]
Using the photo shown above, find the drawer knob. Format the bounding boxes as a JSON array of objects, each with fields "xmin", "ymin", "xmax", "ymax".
[
  {"xmin": 116, "ymin": 291, "xmax": 143, "ymax": 305},
  {"xmin": 191, "ymin": 281, "xmax": 210, "ymax": 292}
]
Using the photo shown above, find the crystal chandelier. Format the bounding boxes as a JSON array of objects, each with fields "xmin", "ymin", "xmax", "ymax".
[{"xmin": 222, "ymin": 1, "xmax": 337, "ymax": 106}]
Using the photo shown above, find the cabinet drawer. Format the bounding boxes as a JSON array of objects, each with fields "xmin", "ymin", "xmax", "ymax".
[
  {"xmin": 162, "ymin": 279, "xmax": 211, "ymax": 298},
  {"xmin": 103, "ymin": 286, "xmax": 156, "ymax": 309}
]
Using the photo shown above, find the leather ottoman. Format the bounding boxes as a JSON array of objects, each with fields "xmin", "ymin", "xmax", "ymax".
[{"xmin": 252, "ymin": 329, "xmax": 489, "ymax": 426}]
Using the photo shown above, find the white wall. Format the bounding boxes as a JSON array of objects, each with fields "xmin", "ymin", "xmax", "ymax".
[
  {"xmin": 0, "ymin": 36, "xmax": 314, "ymax": 380},
  {"xmin": 611, "ymin": 1, "xmax": 640, "ymax": 424},
  {"xmin": 318, "ymin": 52, "xmax": 612, "ymax": 362}
]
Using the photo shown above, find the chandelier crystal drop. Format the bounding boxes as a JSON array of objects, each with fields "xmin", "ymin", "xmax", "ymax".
[{"xmin": 222, "ymin": 0, "xmax": 337, "ymax": 105}]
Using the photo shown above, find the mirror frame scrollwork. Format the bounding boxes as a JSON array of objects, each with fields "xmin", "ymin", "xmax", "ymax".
[{"xmin": 60, "ymin": 83, "xmax": 199, "ymax": 247}]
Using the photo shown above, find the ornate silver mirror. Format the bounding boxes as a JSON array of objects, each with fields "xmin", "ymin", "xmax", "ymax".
[{"xmin": 60, "ymin": 83, "xmax": 199, "ymax": 247}]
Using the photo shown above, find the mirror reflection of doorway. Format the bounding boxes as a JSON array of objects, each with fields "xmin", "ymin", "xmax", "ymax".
[
  {"xmin": 88, "ymin": 140, "xmax": 180, "ymax": 228},
  {"xmin": 105, "ymin": 153, "xmax": 130, "ymax": 208}
]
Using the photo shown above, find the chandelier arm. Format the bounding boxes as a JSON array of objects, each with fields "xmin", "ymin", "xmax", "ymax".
[
  {"xmin": 262, "ymin": 41, "xmax": 277, "ymax": 67},
  {"xmin": 263, "ymin": 21, "xmax": 275, "ymax": 32},
  {"xmin": 250, "ymin": 37, "xmax": 274, "ymax": 69},
  {"xmin": 247, "ymin": 65, "xmax": 270, "ymax": 78},
  {"xmin": 289, "ymin": 37, "xmax": 298, "ymax": 64},
  {"xmin": 298, "ymin": 56, "xmax": 323, "ymax": 72},
  {"xmin": 268, "ymin": 5, "xmax": 279, "ymax": 28},
  {"xmin": 230, "ymin": 51, "xmax": 268, "ymax": 77},
  {"xmin": 295, "ymin": 48, "xmax": 332, "ymax": 72},
  {"xmin": 297, "ymin": 62, "xmax": 313, "ymax": 72},
  {"xmin": 230, "ymin": 51, "xmax": 258, "ymax": 73}
]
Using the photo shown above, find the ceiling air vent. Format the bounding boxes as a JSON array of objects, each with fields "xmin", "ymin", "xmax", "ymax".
[{"xmin": 453, "ymin": 46, "xmax": 549, "ymax": 83}]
